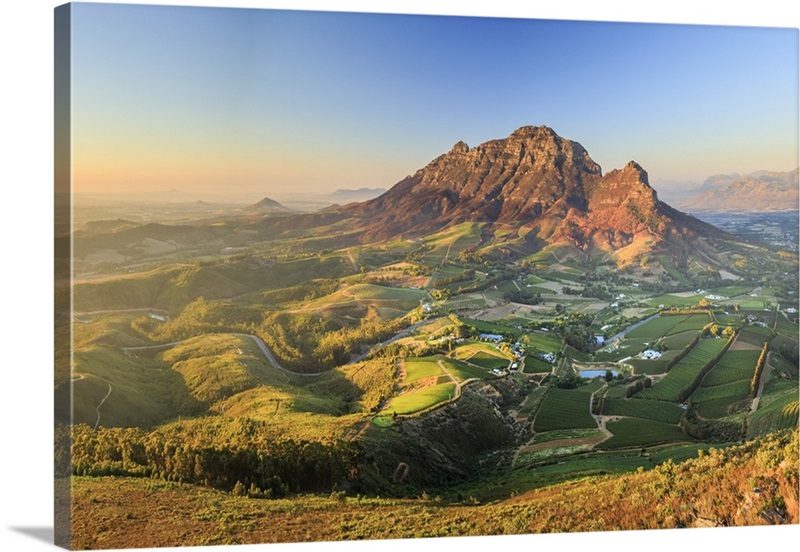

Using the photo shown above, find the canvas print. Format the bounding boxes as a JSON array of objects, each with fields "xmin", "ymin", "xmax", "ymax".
[{"xmin": 54, "ymin": 2, "xmax": 799, "ymax": 550}]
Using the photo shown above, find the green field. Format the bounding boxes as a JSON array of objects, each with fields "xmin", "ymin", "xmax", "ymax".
[
  {"xmin": 468, "ymin": 352, "xmax": 511, "ymax": 370},
  {"xmin": 523, "ymin": 356, "xmax": 553, "ymax": 373},
  {"xmin": 747, "ymin": 378, "xmax": 800, "ymax": 438},
  {"xmin": 380, "ymin": 383, "xmax": 457, "ymax": 416},
  {"xmin": 691, "ymin": 349, "xmax": 760, "ymax": 418},
  {"xmin": 636, "ymin": 338, "xmax": 728, "ymax": 402},
  {"xmin": 601, "ymin": 397, "xmax": 684, "ymax": 424},
  {"xmin": 453, "ymin": 342, "xmax": 512, "ymax": 370},
  {"xmin": 516, "ymin": 387, "xmax": 548, "ymax": 418},
  {"xmin": 736, "ymin": 325, "xmax": 773, "ymax": 347},
  {"xmin": 402, "ymin": 357, "xmax": 445, "ymax": 384},
  {"xmin": 441, "ymin": 358, "xmax": 492, "ymax": 381},
  {"xmin": 714, "ymin": 313, "xmax": 743, "ymax": 326},
  {"xmin": 533, "ymin": 387, "xmax": 597, "ymax": 432},
  {"xmin": 627, "ymin": 352, "xmax": 678, "ymax": 375},
  {"xmin": 626, "ymin": 314, "xmax": 709, "ymax": 340},
  {"xmin": 775, "ymin": 312, "xmax": 800, "ymax": 339},
  {"xmin": 531, "ymin": 428, "xmax": 605, "ymax": 444},
  {"xmin": 597, "ymin": 417, "xmax": 690, "ymax": 449},
  {"xmin": 523, "ymin": 331, "xmax": 562, "ymax": 352},
  {"xmin": 660, "ymin": 330, "xmax": 700, "ymax": 350}
]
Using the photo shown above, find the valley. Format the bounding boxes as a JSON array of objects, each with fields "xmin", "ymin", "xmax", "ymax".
[{"xmin": 61, "ymin": 127, "xmax": 800, "ymax": 547}]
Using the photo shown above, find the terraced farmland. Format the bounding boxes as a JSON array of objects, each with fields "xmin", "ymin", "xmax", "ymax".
[
  {"xmin": 691, "ymin": 349, "xmax": 760, "ymax": 419},
  {"xmin": 533, "ymin": 387, "xmax": 597, "ymax": 432},
  {"xmin": 636, "ymin": 338, "xmax": 728, "ymax": 402}
]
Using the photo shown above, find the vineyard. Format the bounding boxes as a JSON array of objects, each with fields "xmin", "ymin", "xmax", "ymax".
[
  {"xmin": 691, "ymin": 349, "xmax": 760, "ymax": 419},
  {"xmin": 597, "ymin": 417, "xmax": 692, "ymax": 449},
  {"xmin": 533, "ymin": 387, "xmax": 597, "ymax": 432},
  {"xmin": 636, "ymin": 338, "xmax": 728, "ymax": 402},
  {"xmin": 602, "ymin": 397, "xmax": 684, "ymax": 424}
]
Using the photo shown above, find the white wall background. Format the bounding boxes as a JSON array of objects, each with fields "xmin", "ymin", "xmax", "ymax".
[{"xmin": 1, "ymin": 2, "xmax": 797, "ymax": 552}]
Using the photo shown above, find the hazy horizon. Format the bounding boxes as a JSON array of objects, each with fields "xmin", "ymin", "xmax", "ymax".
[{"xmin": 71, "ymin": 3, "xmax": 799, "ymax": 196}]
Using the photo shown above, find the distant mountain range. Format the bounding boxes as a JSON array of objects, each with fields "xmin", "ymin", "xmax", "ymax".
[{"xmin": 677, "ymin": 169, "xmax": 799, "ymax": 212}]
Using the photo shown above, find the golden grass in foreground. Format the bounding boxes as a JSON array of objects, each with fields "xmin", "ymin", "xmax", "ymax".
[{"xmin": 70, "ymin": 430, "xmax": 798, "ymax": 549}]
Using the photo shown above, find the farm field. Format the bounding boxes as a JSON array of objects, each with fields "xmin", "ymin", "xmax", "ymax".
[
  {"xmin": 380, "ymin": 382, "xmax": 457, "ymax": 416},
  {"xmin": 597, "ymin": 417, "xmax": 691, "ymax": 449},
  {"xmin": 523, "ymin": 356, "xmax": 553, "ymax": 373},
  {"xmin": 691, "ymin": 349, "xmax": 760, "ymax": 419},
  {"xmin": 775, "ymin": 313, "xmax": 800, "ymax": 338},
  {"xmin": 523, "ymin": 331, "xmax": 562, "ymax": 353},
  {"xmin": 625, "ymin": 313, "xmax": 709, "ymax": 340},
  {"xmin": 402, "ymin": 357, "xmax": 446, "ymax": 384},
  {"xmin": 533, "ymin": 387, "xmax": 597, "ymax": 432},
  {"xmin": 452, "ymin": 342, "xmax": 512, "ymax": 370},
  {"xmin": 602, "ymin": 397, "xmax": 684, "ymax": 424},
  {"xmin": 636, "ymin": 338, "xmax": 728, "ymax": 402},
  {"xmin": 748, "ymin": 378, "xmax": 800, "ymax": 438}
]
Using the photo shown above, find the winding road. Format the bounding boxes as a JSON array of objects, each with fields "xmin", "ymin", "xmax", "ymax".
[{"xmin": 94, "ymin": 383, "xmax": 112, "ymax": 430}]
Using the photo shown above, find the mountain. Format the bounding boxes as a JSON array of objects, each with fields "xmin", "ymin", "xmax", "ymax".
[
  {"xmin": 679, "ymin": 169, "xmax": 799, "ymax": 212},
  {"xmin": 244, "ymin": 196, "xmax": 293, "ymax": 214},
  {"xmin": 334, "ymin": 125, "xmax": 728, "ymax": 261}
]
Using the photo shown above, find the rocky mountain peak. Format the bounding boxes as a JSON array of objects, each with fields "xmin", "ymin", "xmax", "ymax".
[{"xmin": 332, "ymin": 125, "xmax": 727, "ymax": 259}]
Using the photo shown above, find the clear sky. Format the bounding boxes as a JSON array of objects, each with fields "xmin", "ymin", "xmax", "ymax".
[{"xmin": 69, "ymin": 1, "xmax": 799, "ymax": 196}]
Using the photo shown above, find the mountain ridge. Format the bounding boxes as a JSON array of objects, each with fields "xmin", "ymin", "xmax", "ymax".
[
  {"xmin": 679, "ymin": 168, "xmax": 799, "ymax": 212},
  {"xmin": 330, "ymin": 125, "xmax": 730, "ymax": 262}
]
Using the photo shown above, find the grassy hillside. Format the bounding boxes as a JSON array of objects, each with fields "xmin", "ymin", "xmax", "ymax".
[{"xmin": 70, "ymin": 429, "xmax": 798, "ymax": 549}]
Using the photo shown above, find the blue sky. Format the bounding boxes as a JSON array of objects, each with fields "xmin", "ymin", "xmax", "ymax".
[{"xmin": 69, "ymin": 2, "xmax": 799, "ymax": 195}]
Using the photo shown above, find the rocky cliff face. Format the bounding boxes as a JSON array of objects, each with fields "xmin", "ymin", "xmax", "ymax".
[{"xmin": 343, "ymin": 125, "xmax": 727, "ymax": 253}]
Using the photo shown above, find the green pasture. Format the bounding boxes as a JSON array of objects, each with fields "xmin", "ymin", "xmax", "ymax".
[
  {"xmin": 402, "ymin": 357, "xmax": 445, "ymax": 385},
  {"xmin": 380, "ymin": 383, "xmax": 457, "ymax": 416},
  {"xmin": 523, "ymin": 331, "xmax": 562, "ymax": 353}
]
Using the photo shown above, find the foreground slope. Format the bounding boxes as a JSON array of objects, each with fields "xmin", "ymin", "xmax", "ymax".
[{"xmin": 69, "ymin": 429, "xmax": 798, "ymax": 548}]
